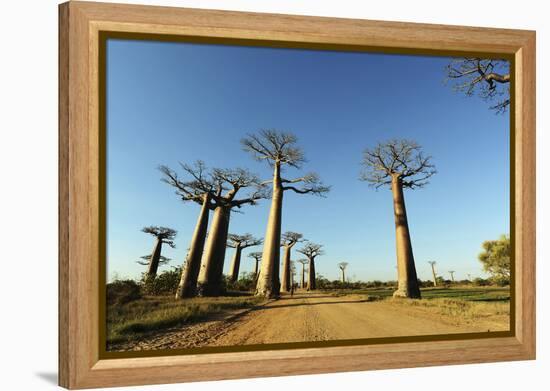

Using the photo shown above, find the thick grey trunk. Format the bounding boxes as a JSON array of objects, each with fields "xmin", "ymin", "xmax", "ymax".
[
  {"xmin": 391, "ymin": 176, "xmax": 421, "ymax": 299},
  {"xmin": 341, "ymin": 269, "xmax": 345, "ymax": 284},
  {"xmin": 307, "ymin": 257, "xmax": 316, "ymax": 290},
  {"xmin": 146, "ymin": 238, "xmax": 162, "ymax": 282},
  {"xmin": 228, "ymin": 245, "xmax": 242, "ymax": 283},
  {"xmin": 196, "ymin": 206, "xmax": 231, "ymax": 296},
  {"xmin": 280, "ymin": 245, "xmax": 291, "ymax": 292},
  {"xmin": 256, "ymin": 164, "xmax": 283, "ymax": 297},
  {"xmin": 175, "ymin": 195, "xmax": 210, "ymax": 299},
  {"xmin": 301, "ymin": 265, "xmax": 305, "ymax": 289}
]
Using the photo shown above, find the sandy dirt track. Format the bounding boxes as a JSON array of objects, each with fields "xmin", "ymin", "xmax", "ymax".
[{"xmin": 112, "ymin": 292, "xmax": 508, "ymax": 351}]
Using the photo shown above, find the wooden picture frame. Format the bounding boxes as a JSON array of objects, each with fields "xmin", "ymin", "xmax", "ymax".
[{"xmin": 59, "ymin": 1, "xmax": 536, "ymax": 389}]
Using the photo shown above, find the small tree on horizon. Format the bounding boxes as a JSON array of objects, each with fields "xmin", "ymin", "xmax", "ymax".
[
  {"xmin": 226, "ymin": 234, "xmax": 263, "ymax": 283},
  {"xmin": 280, "ymin": 232, "xmax": 304, "ymax": 292},
  {"xmin": 297, "ymin": 242, "xmax": 324, "ymax": 291},
  {"xmin": 428, "ymin": 261, "xmax": 438, "ymax": 287},
  {"xmin": 337, "ymin": 262, "xmax": 349, "ymax": 284},
  {"xmin": 478, "ymin": 234, "xmax": 510, "ymax": 284},
  {"xmin": 297, "ymin": 259, "xmax": 309, "ymax": 289},
  {"xmin": 141, "ymin": 226, "xmax": 177, "ymax": 282}
]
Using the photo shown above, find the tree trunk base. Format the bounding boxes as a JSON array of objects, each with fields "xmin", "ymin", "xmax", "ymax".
[
  {"xmin": 196, "ymin": 283, "xmax": 223, "ymax": 297},
  {"xmin": 393, "ymin": 288, "xmax": 421, "ymax": 299}
]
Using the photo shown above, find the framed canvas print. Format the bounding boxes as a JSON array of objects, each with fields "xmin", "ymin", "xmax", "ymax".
[{"xmin": 58, "ymin": 1, "xmax": 536, "ymax": 389}]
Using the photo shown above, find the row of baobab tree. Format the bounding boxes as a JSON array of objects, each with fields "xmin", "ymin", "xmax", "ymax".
[{"xmin": 138, "ymin": 130, "xmax": 437, "ymax": 300}]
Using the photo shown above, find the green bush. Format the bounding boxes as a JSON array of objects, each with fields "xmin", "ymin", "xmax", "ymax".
[
  {"xmin": 107, "ymin": 280, "xmax": 141, "ymax": 306},
  {"xmin": 141, "ymin": 267, "xmax": 181, "ymax": 295},
  {"xmin": 226, "ymin": 272, "xmax": 257, "ymax": 292}
]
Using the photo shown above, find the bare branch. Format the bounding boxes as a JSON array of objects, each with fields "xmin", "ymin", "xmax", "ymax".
[
  {"xmin": 281, "ymin": 231, "xmax": 304, "ymax": 247},
  {"xmin": 297, "ymin": 242, "xmax": 324, "ymax": 260},
  {"xmin": 241, "ymin": 129, "xmax": 305, "ymax": 168},
  {"xmin": 360, "ymin": 139, "xmax": 436, "ymax": 190},
  {"xmin": 141, "ymin": 226, "xmax": 177, "ymax": 248},
  {"xmin": 226, "ymin": 233, "xmax": 263, "ymax": 249},
  {"xmin": 445, "ymin": 58, "xmax": 510, "ymax": 113}
]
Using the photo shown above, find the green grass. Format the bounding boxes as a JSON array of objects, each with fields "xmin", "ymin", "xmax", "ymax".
[
  {"xmin": 107, "ymin": 294, "xmax": 265, "ymax": 346},
  {"xmin": 329, "ymin": 286, "xmax": 510, "ymax": 302}
]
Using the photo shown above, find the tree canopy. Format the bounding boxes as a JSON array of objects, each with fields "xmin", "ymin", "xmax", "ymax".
[
  {"xmin": 446, "ymin": 58, "xmax": 510, "ymax": 113},
  {"xmin": 478, "ymin": 234, "xmax": 510, "ymax": 281},
  {"xmin": 360, "ymin": 139, "xmax": 436, "ymax": 189},
  {"xmin": 297, "ymin": 242, "xmax": 324, "ymax": 259},
  {"xmin": 226, "ymin": 233, "xmax": 263, "ymax": 248},
  {"xmin": 141, "ymin": 226, "xmax": 177, "ymax": 248},
  {"xmin": 137, "ymin": 255, "xmax": 171, "ymax": 266}
]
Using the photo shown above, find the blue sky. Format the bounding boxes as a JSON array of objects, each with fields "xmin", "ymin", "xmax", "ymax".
[{"xmin": 106, "ymin": 39, "xmax": 509, "ymax": 283}]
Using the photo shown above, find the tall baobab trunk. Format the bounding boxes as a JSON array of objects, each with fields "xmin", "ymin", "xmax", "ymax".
[
  {"xmin": 430, "ymin": 263, "xmax": 438, "ymax": 287},
  {"xmin": 256, "ymin": 163, "xmax": 283, "ymax": 297},
  {"xmin": 253, "ymin": 259, "xmax": 260, "ymax": 278},
  {"xmin": 197, "ymin": 206, "xmax": 231, "ymax": 296},
  {"xmin": 175, "ymin": 194, "xmax": 210, "ymax": 299},
  {"xmin": 228, "ymin": 244, "xmax": 243, "ymax": 283},
  {"xmin": 307, "ymin": 259, "xmax": 316, "ymax": 290},
  {"xmin": 341, "ymin": 269, "xmax": 345, "ymax": 284},
  {"xmin": 146, "ymin": 238, "xmax": 162, "ymax": 282},
  {"xmin": 281, "ymin": 245, "xmax": 292, "ymax": 292},
  {"xmin": 391, "ymin": 175, "xmax": 421, "ymax": 298},
  {"xmin": 301, "ymin": 266, "xmax": 306, "ymax": 289}
]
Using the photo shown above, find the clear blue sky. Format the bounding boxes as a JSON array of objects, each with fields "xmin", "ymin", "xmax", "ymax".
[{"xmin": 106, "ymin": 39, "xmax": 509, "ymax": 283}]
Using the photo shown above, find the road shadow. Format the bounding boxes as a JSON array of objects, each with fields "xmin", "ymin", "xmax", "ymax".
[{"xmin": 35, "ymin": 372, "xmax": 57, "ymax": 385}]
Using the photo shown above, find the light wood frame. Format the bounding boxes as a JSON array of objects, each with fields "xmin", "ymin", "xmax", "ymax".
[{"xmin": 59, "ymin": 1, "xmax": 536, "ymax": 389}]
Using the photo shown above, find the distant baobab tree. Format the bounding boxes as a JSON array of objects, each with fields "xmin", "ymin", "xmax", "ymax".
[
  {"xmin": 137, "ymin": 254, "xmax": 171, "ymax": 267},
  {"xmin": 337, "ymin": 262, "xmax": 349, "ymax": 284},
  {"xmin": 226, "ymin": 234, "xmax": 263, "ymax": 282},
  {"xmin": 196, "ymin": 168, "xmax": 267, "ymax": 296},
  {"xmin": 141, "ymin": 226, "xmax": 176, "ymax": 282},
  {"xmin": 446, "ymin": 58, "xmax": 510, "ymax": 113},
  {"xmin": 160, "ymin": 161, "xmax": 215, "ymax": 299},
  {"xmin": 248, "ymin": 252, "xmax": 262, "ymax": 280},
  {"xmin": 297, "ymin": 259, "xmax": 309, "ymax": 289},
  {"xmin": 297, "ymin": 243, "xmax": 324, "ymax": 291},
  {"xmin": 280, "ymin": 232, "xmax": 304, "ymax": 292},
  {"xmin": 449, "ymin": 270, "xmax": 456, "ymax": 283},
  {"xmin": 467, "ymin": 273, "xmax": 472, "ymax": 281},
  {"xmin": 242, "ymin": 130, "xmax": 329, "ymax": 297},
  {"xmin": 361, "ymin": 139, "xmax": 436, "ymax": 299},
  {"xmin": 428, "ymin": 261, "xmax": 438, "ymax": 287}
]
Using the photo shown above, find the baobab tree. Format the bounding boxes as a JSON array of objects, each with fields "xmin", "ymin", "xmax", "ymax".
[
  {"xmin": 241, "ymin": 130, "xmax": 329, "ymax": 297},
  {"xmin": 360, "ymin": 139, "xmax": 436, "ymax": 299},
  {"xmin": 248, "ymin": 252, "xmax": 263, "ymax": 280},
  {"xmin": 197, "ymin": 168, "xmax": 267, "ymax": 296},
  {"xmin": 160, "ymin": 161, "xmax": 215, "ymax": 299},
  {"xmin": 428, "ymin": 261, "xmax": 438, "ymax": 287},
  {"xmin": 449, "ymin": 270, "xmax": 456, "ymax": 283},
  {"xmin": 226, "ymin": 234, "xmax": 263, "ymax": 282},
  {"xmin": 337, "ymin": 262, "xmax": 349, "ymax": 284},
  {"xmin": 137, "ymin": 254, "xmax": 171, "ymax": 268},
  {"xmin": 446, "ymin": 58, "xmax": 510, "ymax": 113},
  {"xmin": 297, "ymin": 243, "xmax": 324, "ymax": 291},
  {"xmin": 141, "ymin": 226, "xmax": 177, "ymax": 282},
  {"xmin": 297, "ymin": 259, "xmax": 308, "ymax": 289},
  {"xmin": 280, "ymin": 232, "xmax": 304, "ymax": 292}
]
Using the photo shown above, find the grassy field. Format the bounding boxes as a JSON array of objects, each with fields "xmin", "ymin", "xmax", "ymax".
[
  {"xmin": 328, "ymin": 286, "xmax": 510, "ymax": 327},
  {"xmin": 107, "ymin": 294, "xmax": 265, "ymax": 347},
  {"xmin": 107, "ymin": 286, "xmax": 510, "ymax": 349},
  {"xmin": 329, "ymin": 286, "xmax": 510, "ymax": 301}
]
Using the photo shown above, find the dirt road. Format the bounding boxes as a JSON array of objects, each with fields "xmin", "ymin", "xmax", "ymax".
[{"xmin": 113, "ymin": 292, "xmax": 508, "ymax": 351}]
